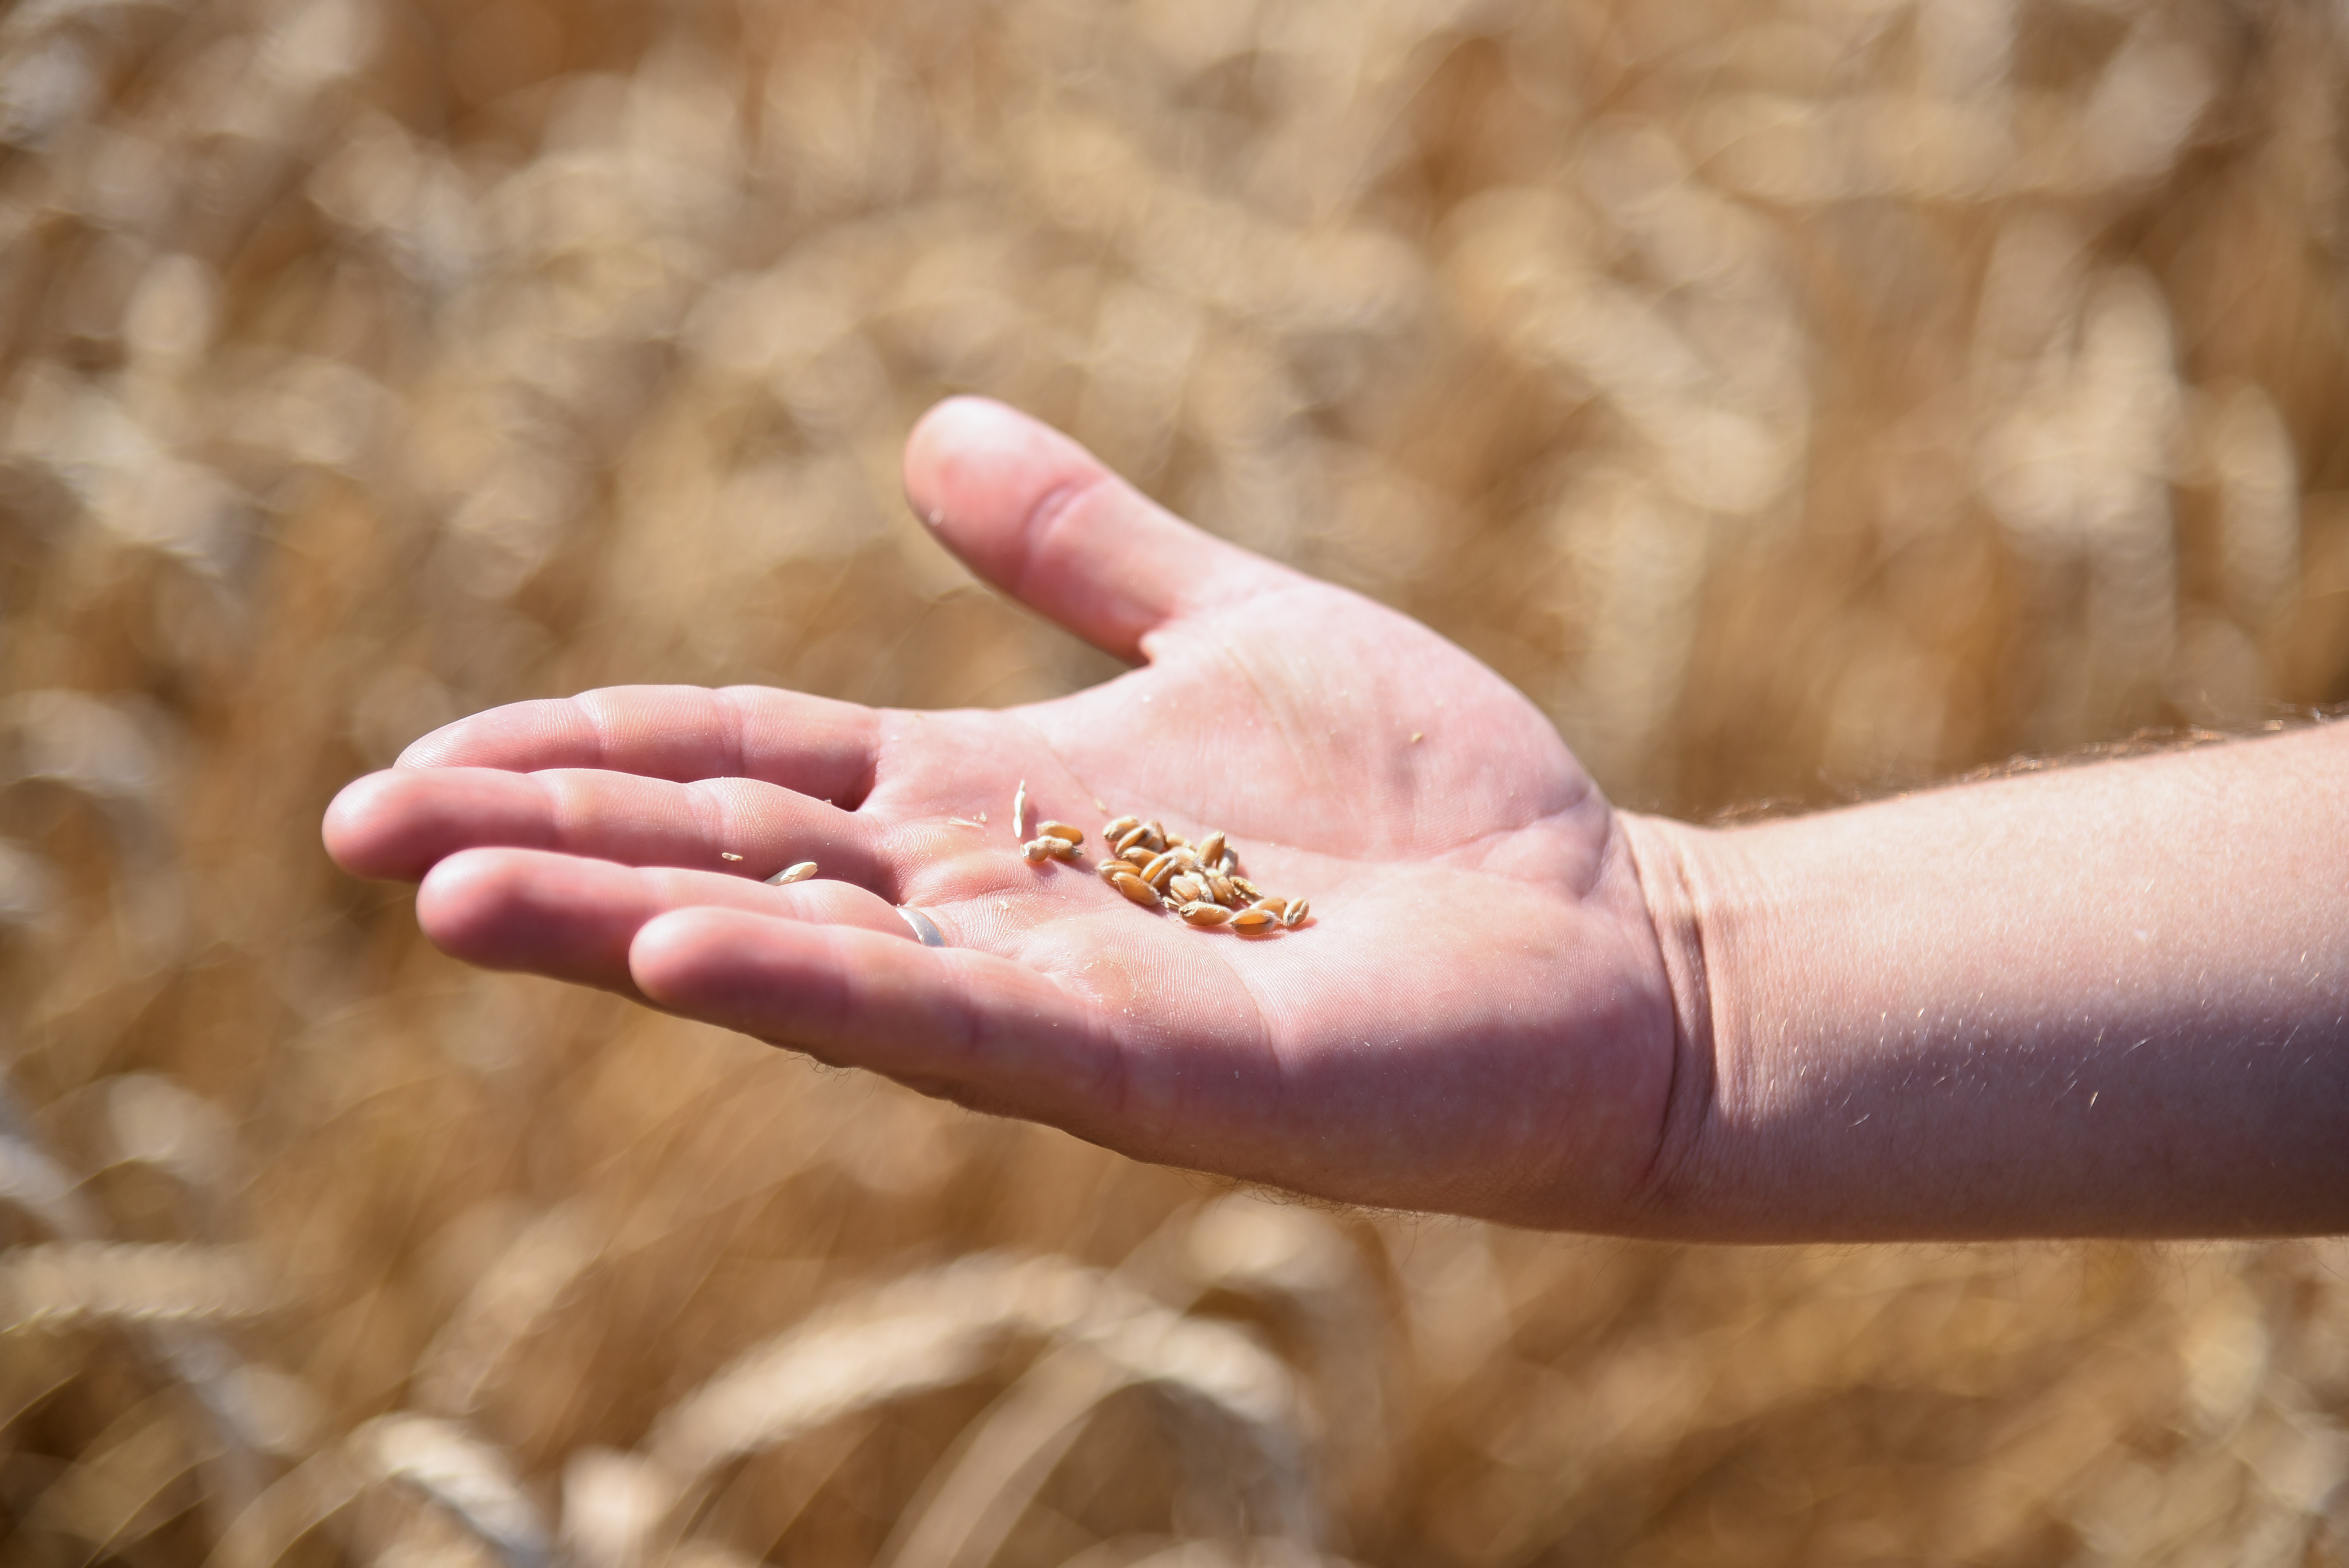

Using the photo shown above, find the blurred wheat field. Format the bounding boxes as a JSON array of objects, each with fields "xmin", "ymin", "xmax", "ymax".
[{"xmin": 0, "ymin": 0, "xmax": 2346, "ymax": 1563}]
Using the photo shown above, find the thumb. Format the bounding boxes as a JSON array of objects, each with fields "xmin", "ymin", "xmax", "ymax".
[{"xmin": 902, "ymin": 397, "xmax": 1297, "ymax": 662}]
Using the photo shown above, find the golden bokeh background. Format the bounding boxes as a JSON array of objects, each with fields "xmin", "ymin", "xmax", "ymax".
[{"xmin": 1, "ymin": 0, "xmax": 2346, "ymax": 1563}]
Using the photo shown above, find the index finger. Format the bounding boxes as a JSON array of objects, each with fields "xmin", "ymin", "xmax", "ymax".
[{"xmin": 397, "ymin": 686, "xmax": 880, "ymax": 805}]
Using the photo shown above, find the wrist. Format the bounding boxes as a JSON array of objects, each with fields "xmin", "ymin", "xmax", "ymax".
[
  {"xmin": 1610, "ymin": 811, "xmax": 1735, "ymax": 1237},
  {"xmin": 1616, "ymin": 734, "xmax": 2349, "ymax": 1241}
]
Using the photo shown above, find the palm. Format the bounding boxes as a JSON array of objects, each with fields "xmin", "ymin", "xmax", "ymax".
[{"xmin": 326, "ymin": 402, "xmax": 1678, "ymax": 1227}]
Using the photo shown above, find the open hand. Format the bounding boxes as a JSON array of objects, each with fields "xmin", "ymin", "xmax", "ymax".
[{"xmin": 323, "ymin": 400, "xmax": 1687, "ymax": 1229}]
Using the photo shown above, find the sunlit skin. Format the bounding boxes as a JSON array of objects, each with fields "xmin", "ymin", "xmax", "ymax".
[{"xmin": 325, "ymin": 398, "xmax": 2349, "ymax": 1240}]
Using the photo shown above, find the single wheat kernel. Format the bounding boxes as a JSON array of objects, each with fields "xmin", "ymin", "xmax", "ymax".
[
  {"xmin": 1180, "ymin": 902, "xmax": 1233, "ymax": 927},
  {"xmin": 1232, "ymin": 876, "xmax": 1262, "ymax": 900},
  {"xmin": 1216, "ymin": 851, "xmax": 1239, "ymax": 875},
  {"xmin": 768, "ymin": 862, "xmax": 818, "ymax": 886},
  {"xmin": 1281, "ymin": 897, "xmax": 1310, "ymax": 927},
  {"xmin": 1103, "ymin": 815, "xmax": 1141, "ymax": 841},
  {"xmin": 1138, "ymin": 851, "xmax": 1181, "ymax": 888},
  {"xmin": 1096, "ymin": 860, "xmax": 1130, "ymax": 883},
  {"xmin": 1232, "ymin": 907, "xmax": 1278, "ymax": 933},
  {"xmin": 1114, "ymin": 824, "xmax": 1152, "ymax": 855},
  {"xmin": 1012, "ymin": 780, "xmax": 1028, "ymax": 840},
  {"xmin": 1037, "ymin": 820, "xmax": 1083, "ymax": 845},
  {"xmin": 1022, "ymin": 838, "xmax": 1053, "ymax": 864},
  {"xmin": 1245, "ymin": 896, "xmax": 1287, "ymax": 918},
  {"xmin": 1144, "ymin": 821, "xmax": 1167, "ymax": 850},
  {"xmin": 1195, "ymin": 830, "xmax": 1226, "ymax": 866},
  {"xmin": 1113, "ymin": 874, "xmax": 1160, "ymax": 908},
  {"xmin": 1208, "ymin": 873, "xmax": 1238, "ymax": 905},
  {"xmin": 1119, "ymin": 845, "xmax": 1154, "ymax": 868},
  {"xmin": 720, "ymin": 852, "xmax": 744, "ymax": 862},
  {"xmin": 1167, "ymin": 872, "xmax": 1207, "ymax": 906}
]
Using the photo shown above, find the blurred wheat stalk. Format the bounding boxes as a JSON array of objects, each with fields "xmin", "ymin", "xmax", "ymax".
[{"xmin": 0, "ymin": 0, "xmax": 2344, "ymax": 1563}]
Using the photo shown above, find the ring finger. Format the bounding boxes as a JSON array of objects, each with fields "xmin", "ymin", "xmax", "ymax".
[{"xmin": 416, "ymin": 848, "xmax": 923, "ymax": 998}]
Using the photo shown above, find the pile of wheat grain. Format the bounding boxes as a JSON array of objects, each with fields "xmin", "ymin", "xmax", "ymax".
[{"xmin": 0, "ymin": 0, "xmax": 2344, "ymax": 1562}]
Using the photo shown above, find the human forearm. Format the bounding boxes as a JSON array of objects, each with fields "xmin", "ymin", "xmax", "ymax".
[{"xmin": 1622, "ymin": 725, "xmax": 2349, "ymax": 1241}]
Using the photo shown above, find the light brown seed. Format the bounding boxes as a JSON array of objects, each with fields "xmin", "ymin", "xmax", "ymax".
[
  {"xmin": 1180, "ymin": 902, "xmax": 1233, "ymax": 927},
  {"xmin": 1103, "ymin": 815, "xmax": 1141, "ymax": 841},
  {"xmin": 1138, "ymin": 851, "xmax": 1181, "ymax": 888},
  {"xmin": 1050, "ymin": 837, "xmax": 1080, "ymax": 861},
  {"xmin": 1195, "ymin": 830, "xmax": 1226, "ymax": 866},
  {"xmin": 1096, "ymin": 860, "xmax": 1131, "ymax": 883},
  {"xmin": 1038, "ymin": 820, "xmax": 1084, "ymax": 845},
  {"xmin": 1114, "ymin": 824, "xmax": 1153, "ymax": 855},
  {"xmin": 1144, "ymin": 821, "xmax": 1167, "ymax": 850},
  {"xmin": 1208, "ymin": 873, "xmax": 1237, "ymax": 905},
  {"xmin": 1232, "ymin": 907, "xmax": 1278, "ymax": 933},
  {"xmin": 1112, "ymin": 874, "xmax": 1160, "ymax": 908},
  {"xmin": 768, "ymin": 861, "xmax": 818, "ymax": 886},
  {"xmin": 1281, "ymin": 897, "xmax": 1310, "ymax": 928},
  {"xmin": 1232, "ymin": 877, "xmax": 1262, "ymax": 900},
  {"xmin": 1022, "ymin": 838, "xmax": 1054, "ymax": 864},
  {"xmin": 1216, "ymin": 851, "xmax": 1239, "ymax": 875},
  {"xmin": 1167, "ymin": 872, "xmax": 1206, "ymax": 906},
  {"xmin": 1012, "ymin": 780, "xmax": 1028, "ymax": 840},
  {"xmin": 1244, "ymin": 896, "xmax": 1287, "ymax": 918}
]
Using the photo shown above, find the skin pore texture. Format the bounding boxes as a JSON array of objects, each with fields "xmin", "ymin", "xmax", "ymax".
[{"xmin": 323, "ymin": 397, "xmax": 2349, "ymax": 1242}]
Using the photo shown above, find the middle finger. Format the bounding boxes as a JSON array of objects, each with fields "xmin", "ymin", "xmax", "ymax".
[{"xmin": 330, "ymin": 766, "xmax": 887, "ymax": 890}]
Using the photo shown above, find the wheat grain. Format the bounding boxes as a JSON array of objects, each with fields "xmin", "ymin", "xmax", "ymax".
[
  {"xmin": 767, "ymin": 862, "xmax": 818, "ymax": 886},
  {"xmin": 0, "ymin": 1242, "xmax": 274, "ymax": 1329},
  {"xmin": 1011, "ymin": 781, "xmax": 1027, "ymax": 841},
  {"xmin": 1100, "ymin": 813, "xmax": 1310, "ymax": 932},
  {"xmin": 362, "ymin": 1415, "xmax": 552, "ymax": 1568}
]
